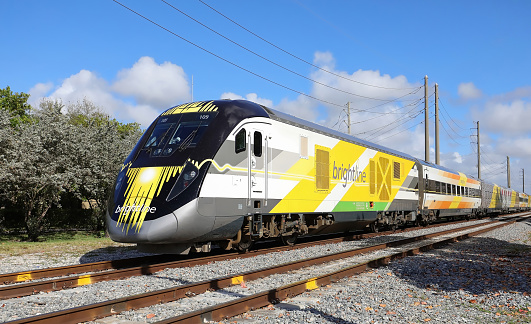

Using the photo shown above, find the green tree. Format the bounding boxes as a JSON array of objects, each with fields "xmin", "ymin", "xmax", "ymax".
[
  {"xmin": 66, "ymin": 99, "xmax": 142, "ymax": 230},
  {"xmin": 0, "ymin": 99, "xmax": 78, "ymax": 240},
  {"xmin": 0, "ymin": 86, "xmax": 32, "ymax": 127},
  {"xmin": 0, "ymin": 94, "xmax": 142, "ymax": 239}
]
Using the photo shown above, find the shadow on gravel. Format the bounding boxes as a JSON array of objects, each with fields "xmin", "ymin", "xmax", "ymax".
[
  {"xmin": 275, "ymin": 302, "xmax": 355, "ymax": 324},
  {"xmin": 390, "ymin": 236, "xmax": 531, "ymax": 295},
  {"xmin": 78, "ymin": 246, "xmax": 155, "ymax": 264}
]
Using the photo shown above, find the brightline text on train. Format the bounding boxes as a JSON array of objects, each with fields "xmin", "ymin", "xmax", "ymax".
[{"xmin": 332, "ymin": 161, "xmax": 367, "ymax": 188}]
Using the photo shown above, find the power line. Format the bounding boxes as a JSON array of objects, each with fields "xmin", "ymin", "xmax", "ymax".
[
  {"xmin": 161, "ymin": 0, "xmax": 417, "ymax": 102},
  {"xmin": 292, "ymin": 0, "xmax": 411, "ymax": 72},
  {"xmin": 373, "ymin": 118, "xmax": 425, "ymax": 144},
  {"xmin": 438, "ymin": 98, "xmax": 467, "ymax": 131},
  {"xmin": 111, "ymin": 0, "xmax": 363, "ymax": 109},
  {"xmin": 348, "ymin": 97, "xmax": 424, "ymax": 127},
  {"xmin": 114, "ymin": 0, "xmax": 424, "ymax": 112},
  {"xmin": 360, "ymin": 105, "xmax": 424, "ymax": 141},
  {"xmin": 198, "ymin": 0, "xmax": 418, "ymax": 91}
]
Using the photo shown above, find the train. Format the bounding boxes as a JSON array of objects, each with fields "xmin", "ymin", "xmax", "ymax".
[{"xmin": 106, "ymin": 99, "xmax": 529, "ymax": 254}]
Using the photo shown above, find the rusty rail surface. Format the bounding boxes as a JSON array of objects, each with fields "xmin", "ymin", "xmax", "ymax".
[
  {"xmin": 0, "ymin": 215, "xmax": 487, "ymax": 300},
  {"xmin": 5, "ymin": 214, "xmax": 527, "ymax": 324}
]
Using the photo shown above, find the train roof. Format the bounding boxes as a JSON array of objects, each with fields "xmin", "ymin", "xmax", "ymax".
[
  {"xmin": 205, "ymin": 100, "xmax": 521, "ymax": 192},
  {"xmin": 256, "ymin": 103, "xmax": 417, "ymax": 162}
]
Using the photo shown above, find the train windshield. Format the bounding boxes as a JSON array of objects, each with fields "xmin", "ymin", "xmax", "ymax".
[{"xmin": 143, "ymin": 112, "xmax": 217, "ymax": 157}]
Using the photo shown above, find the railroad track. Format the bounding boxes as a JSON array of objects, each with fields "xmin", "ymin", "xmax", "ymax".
[
  {"xmin": 3, "ymin": 213, "xmax": 529, "ymax": 324},
  {"xmin": 0, "ymin": 216, "xmax": 498, "ymax": 299}
]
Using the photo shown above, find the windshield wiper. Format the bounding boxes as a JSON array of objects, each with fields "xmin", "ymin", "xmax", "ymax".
[
  {"xmin": 178, "ymin": 122, "xmax": 203, "ymax": 151},
  {"xmin": 178, "ymin": 128, "xmax": 199, "ymax": 151}
]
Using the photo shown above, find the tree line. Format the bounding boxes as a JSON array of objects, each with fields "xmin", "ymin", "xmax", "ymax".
[{"xmin": 0, "ymin": 86, "xmax": 143, "ymax": 241}]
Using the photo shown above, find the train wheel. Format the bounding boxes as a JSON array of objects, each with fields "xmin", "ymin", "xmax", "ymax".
[
  {"xmin": 235, "ymin": 236, "xmax": 253, "ymax": 253},
  {"xmin": 281, "ymin": 233, "xmax": 297, "ymax": 246},
  {"xmin": 369, "ymin": 222, "xmax": 379, "ymax": 233}
]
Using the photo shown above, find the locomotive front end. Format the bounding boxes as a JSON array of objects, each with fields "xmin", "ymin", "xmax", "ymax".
[{"xmin": 106, "ymin": 101, "xmax": 223, "ymax": 254}]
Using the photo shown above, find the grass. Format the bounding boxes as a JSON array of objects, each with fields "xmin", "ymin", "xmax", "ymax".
[{"xmin": 0, "ymin": 231, "xmax": 135, "ymax": 257}]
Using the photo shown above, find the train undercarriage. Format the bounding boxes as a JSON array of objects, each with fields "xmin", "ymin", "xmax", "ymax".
[{"xmin": 213, "ymin": 207, "xmax": 496, "ymax": 253}]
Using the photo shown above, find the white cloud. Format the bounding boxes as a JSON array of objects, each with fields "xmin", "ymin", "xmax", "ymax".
[
  {"xmin": 472, "ymin": 100, "xmax": 531, "ymax": 135},
  {"xmin": 112, "ymin": 56, "xmax": 190, "ymax": 108},
  {"xmin": 305, "ymin": 51, "xmax": 424, "ymax": 157},
  {"xmin": 28, "ymin": 82, "xmax": 53, "ymax": 107},
  {"xmin": 453, "ymin": 151, "xmax": 463, "ymax": 164},
  {"xmin": 29, "ymin": 57, "xmax": 191, "ymax": 127},
  {"xmin": 457, "ymin": 82, "xmax": 482, "ymax": 100}
]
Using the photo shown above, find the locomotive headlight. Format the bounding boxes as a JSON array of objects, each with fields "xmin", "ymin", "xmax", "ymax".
[
  {"xmin": 184, "ymin": 170, "xmax": 197, "ymax": 180},
  {"xmin": 166, "ymin": 162, "xmax": 200, "ymax": 201}
]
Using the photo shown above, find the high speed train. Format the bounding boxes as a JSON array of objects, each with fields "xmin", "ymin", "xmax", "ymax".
[{"xmin": 106, "ymin": 99, "xmax": 529, "ymax": 254}]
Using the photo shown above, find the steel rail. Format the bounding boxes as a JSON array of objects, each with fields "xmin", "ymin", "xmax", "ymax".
[
  {"xmin": 4, "ymin": 215, "xmax": 526, "ymax": 324},
  {"xmin": 0, "ymin": 254, "xmax": 184, "ymax": 285},
  {"xmin": 0, "ymin": 214, "xmax": 523, "ymax": 300},
  {"xmin": 2, "ymin": 214, "xmax": 491, "ymax": 286},
  {"xmin": 0, "ymin": 216, "xmax": 497, "ymax": 299},
  {"xmin": 156, "ymin": 219, "xmax": 521, "ymax": 324}
]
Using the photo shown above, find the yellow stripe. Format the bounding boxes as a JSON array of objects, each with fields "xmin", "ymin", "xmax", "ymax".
[
  {"xmin": 162, "ymin": 101, "xmax": 218, "ymax": 115},
  {"xmin": 78, "ymin": 275, "xmax": 92, "ymax": 286}
]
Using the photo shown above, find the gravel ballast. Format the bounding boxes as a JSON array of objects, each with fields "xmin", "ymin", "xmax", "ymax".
[
  {"xmin": 221, "ymin": 220, "xmax": 531, "ymax": 324},
  {"xmin": 0, "ymin": 217, "xmax": 529, "ymax": 323}
]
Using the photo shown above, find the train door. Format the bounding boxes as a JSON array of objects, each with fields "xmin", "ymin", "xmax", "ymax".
[{"xmin": 246, "ymin": 124, "xmax": 271, "ymax": 212}]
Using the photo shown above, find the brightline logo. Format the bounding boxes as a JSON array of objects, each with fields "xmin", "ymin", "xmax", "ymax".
[
  {"xmin": 332, "ymin": 161, "xmax": 367, "ymax": 188},
  {"xmin": 115, "ymin": 204, "xmax": 157, "ymax": 214}
]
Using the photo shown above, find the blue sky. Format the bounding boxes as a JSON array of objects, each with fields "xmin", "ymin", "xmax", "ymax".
[{"xmin": 2, "ymin": 0, "xmax": 531, "ymax": 189}]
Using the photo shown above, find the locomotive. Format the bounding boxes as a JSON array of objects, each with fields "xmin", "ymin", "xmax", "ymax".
[{"xmin": 106, "ymin": 100, "xmax": 529, "ymax": 254}]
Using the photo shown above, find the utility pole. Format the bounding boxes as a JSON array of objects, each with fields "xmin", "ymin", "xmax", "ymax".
[
  {"xmin": 518, "ymin": 168, "xmax": 525, "ymax": 192},
  {"xmin": 346, "ymin": 102, "xmax": 351, "ymax": 135},
  {"xmin": 424, "ymin": 75, "xmax": 429, "ymax": 162},
  {"xmin": 435, "ymin": 83, "xmax": 440, "ymax": 165},
  {"xmin": 507, "ymin": 156, "xmax": 511, "ymax": 188},
  {"xmin": 477, "ymin": 121, "xmax": 481, "ymax": 179}
]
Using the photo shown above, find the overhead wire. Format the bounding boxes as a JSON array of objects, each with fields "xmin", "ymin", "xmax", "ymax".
[
  {"xmin": 197, "ymin": 0, "xmax": 418, "ymax": 91},
  {"xmin": 373, "ymin": 119, "xmax": 425, "ymax": 144},
  {"xmin": 359, "ymin": 103, "xmax": 425, "ymax": 141},
  {"xmin": 291, "ymin": 0, "xmax": 411, "ymax": 72},
  {"xmin": 114, "ymin": 0, "xmax": 424, "ymax": 113},
  {"xmin": 161, "ymin": 0, "xmax": 420, "ymax": 105},
  {"xmin": 111, "ymin": 0, "xmax": 364, "ymax": 110},
  {"xmin": 438, "ymin": 97, "xmax": 467, "ymax": 131}
]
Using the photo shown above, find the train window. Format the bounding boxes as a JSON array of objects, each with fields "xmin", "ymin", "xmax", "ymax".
[
  {"xmin": 452, "ymin": 185, "xmax": 456, "ymax": 196},
  {"xmin": 446, "ymin": 183, "xmax": 451, "ymax": 195},
  {"xmin": 166, "ymin": 121, "xmax": 210, "ymax": 153},
  {"xmin": 253, "ymin": 131, "xmax": 262, "ymax": 157},
  {"xmin": 435, "ymin": 181, "xmax": 441, "ymax": 194},
  {"xmin": 235, "ymin": 128, "xmax": 246, "ymax": 153},
  {"xmin": 144, "ymin": 122, "xmax": 175, "ymax": 149}
]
